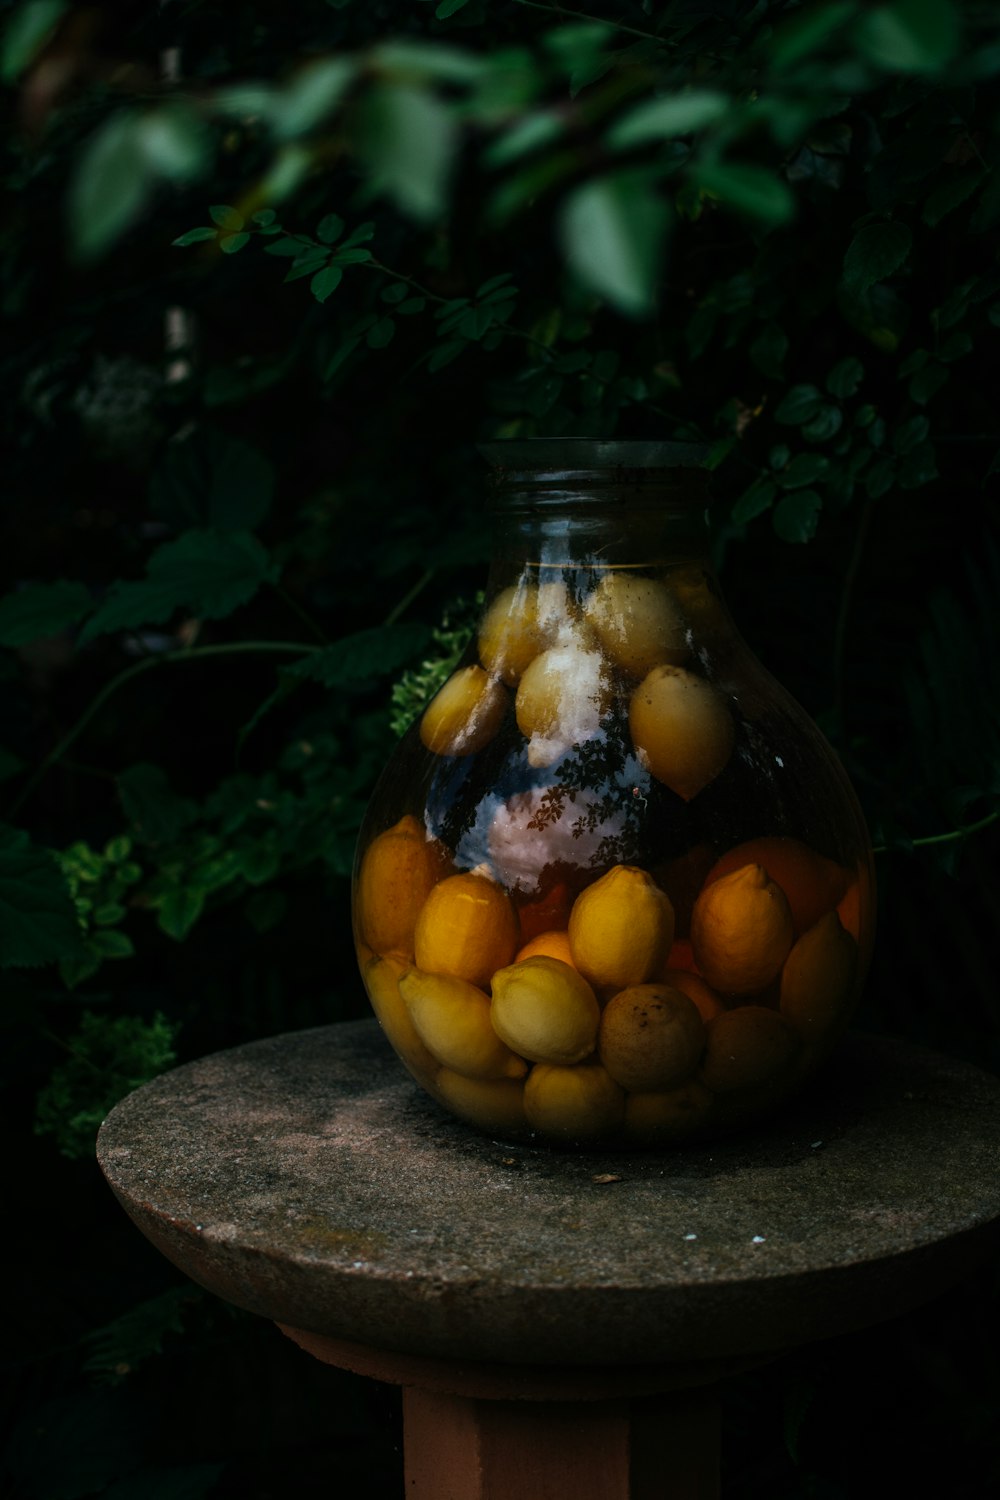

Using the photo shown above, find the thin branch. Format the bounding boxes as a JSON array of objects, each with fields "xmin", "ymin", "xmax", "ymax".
[
  {"xmin": 272, "ymin": 582, "xmax": 330, "ymax": 644},
  {"xmin": 7, "ymin": 641, "xmax": 318, "ymax": 819},
  {"xmin": 872, "ymin": 808, "xmax": 1000, "ymax": 856},
  {"xmin": 384, "ymin": 569, "xmax": 435, "ymax": 628},
  {"xmin": 511, "ymin": 0, "xmax": 666, "ymax": 45}
]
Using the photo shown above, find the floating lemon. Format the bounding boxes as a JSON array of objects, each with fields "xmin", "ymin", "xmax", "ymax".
[
  {"xmin": 703, "ymin": 836, "xmax": 849, "ymax": 936},
  {"xmin": 629, "ymin": 665, "xmax": 734, "ymax": 800},
  {"xmin": 690, "ymin": 863, "xmax": 794, "ymax": 993},
  {"xmin": 515, "ymin": 929, "xmax": 576, "ymax": 966},
  {"xmin": 478, "ymin": 579, "xmax": 569, "ymax": 685},
  {"xmin": 413, "ymin": 872, "xmax": 519, "ymax": 989},
  {"xmin": 435, "ymin": 1070, "xmax": 527, "ymax": 1134},
  {"xmin": 599, "ymin": 983, "xmax": 704, "ymax": 1093},
  {"xmin": 399, "ymin": 969, "xmax": 527, "ymax": 1081},
  {"xmin": 780, "ymin": 911, "xmax": 858, "ymax": 1043},
  {"xmin": 363, "ymin": 953, "xmax": 439, "ymax": 1079},
  {"xmin": 624, "ymin": 1079, "xmax": 715, "ymax": 1142},
  {"xmin": 582, "ymin": 572, "xmax": 687, "ymax": 678},
  {"xmin": 515, "ymin": 643, "xmax": 613, "ymax": 768},
  {"xmin": 490, "ymin": 955, "xmax": 599, "ymax": 1065},
  {"xmin": 568, "ymin": 864, "xmax": 675, "ymax": 992},
  {"xmin": 702, "ymin": 1006, "xmax": 797, "ymax": 1093},
  {"xmin": 524, "ymin": 1061, "xmax": 625, "ymax": 1142},
  {"xmin": 420, "ymin": 665, "xmax": 509, "ymax": 757},
  {"xmin": 356, "ymin": 814, "xmax": 446, "ymax": 959}
]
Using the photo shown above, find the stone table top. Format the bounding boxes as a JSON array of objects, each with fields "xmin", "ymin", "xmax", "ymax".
[{"xmin": 97, "ymin": 1021, "xmax": 1000, "ymax": 1368}]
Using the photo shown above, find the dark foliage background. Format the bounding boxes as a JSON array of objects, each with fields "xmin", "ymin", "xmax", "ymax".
[{"xmin": 1, "ymin": 0, "xmax": 998, "ymax": 1495}]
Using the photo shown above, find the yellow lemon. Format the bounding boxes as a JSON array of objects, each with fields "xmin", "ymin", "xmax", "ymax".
[
  {"xmin": 629, "ymin": 665, "xmax": 734, "ymax": 800},
  {"xmin": 355, "ymin": 814, "xmax": 447, "ymax": 959},
  {"xmin": 420, "ymin": 665, "xmax": 508, "ymax": 757},
  {"xmin": 668, "ymin": 563, "xmax": 730, "ymax": 638},
  {"xmin": 490, "ymin": 955, "xmax": 599, "ymax": 1065},
  {"xmin": 582, "ymin": 572, "xmax": 688, "ymax": 678},
  {"xmin": 524, "ymin": 1061, "xmax": 625, "ymax": 1142},
  {"xmin": 690, "ymin": 863, "xmax": 794, "ymax": 994},
  {"xmin": 363, "ymin": 953, "xmax": 439, "ymax": 1080},
  {"xmin": 399, "ymin": 969, "xmax": 527, "ymax": 1081},
  {"xmin": 703, "ymin": 837, "xmax": 849, "ymax": 936},
  {"xmin": 477, "ymin": 578, "xmax": 569, "ymax": 686},
  {"xmin": 515, "ymin": 929, "xmax": 576, "ymax": 966},
  {"xmin": 568, "ymin": 864, "xmax": 675, "ymax": 992},
  {"xmin": 598, "ymin": 983, "xmax": 705, "ymax": 1093},
  {"xmin": 779, "ymin": 911, "xmax": 858, "ymax": 1044},
  {"xmin": 702, "ymin": 1006, "xmax": 797, "ymax": 1093},
  {"xmin": 413, "ymin": 872, "xmax": 519, "ymax": 989},
  {"xmin": 660, "ymin": 967, "xmax": 724, "ymax": 1025},
  {"xmin": 624, "ymin": 1080, "xmax": 715, "ymax": 1142},
  {"xmin": 515, "ymin": 643, "xmax": 613, "ymax": 768},
  {"xmin": 435, "ymin": 1070, "xmax": 528, "ymax": 1135}
]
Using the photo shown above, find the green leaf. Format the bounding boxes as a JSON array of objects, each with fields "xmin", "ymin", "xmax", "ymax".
[
  {"xmin": 355, "ymin": 83, "xmax": 456, "ymax": 221},
  {"xmin": 893, "ymin": 415, "xmax": 930, "ymax": 454},
  {"xmin": 157, "ymin": 888, "xmax": 205, "ymax": 941},
  {"xmin": 381, "ymin": 282, "xmax": 409, "ymax": 304},
  {"xmin": 436, "ymin": 0, "xmax": 470, "ymax": 17},
  {"xmin": 149, "ymin": 427, "xmax": 275, "ymax": 532},
  {"xmin": 770, "ymin": 1, "xmax": 859, "ymax": 69},
  {"xmin": 265, "ymin": 235, "xmax": 315, "ymax": 257},
  {"xmin": 0, "ymin": 824, "xmax": 85, "ymax": 968},
  {"xmin": 210, "ymin": 204, "xmax": 243, "ymax": 230},
  {"xmin": 70, "ymin": 112, "xmax": 149, "ymax": 261},
  {"xmin": 0, "ymin": 579, "xmax": 91, "ymax": 646},
  {"xmin": 695, "ymin": 162, "xmax": 795, "ymax": 226},
  {"xmin": 237, "ymin": 844, "xmax": 280, "ymax": 887},
  {"xmin": 776, "ymin": 454, "xmax": 830, "ymax": 489},
  {"xmin": 865, "ymin": 455, "xmax": 896, "ymax": 496},
  {"xmin": 88, "ymin": 929, "xmax": 134, "ymax": 960},
  {"xmin": 367, "ymin": 317, "xmax": 396, "ymax": 349},
  {"xmin": 826, "ymin": 356, "xmax": 864, "ymax": 398},
  {"xmin": 774, "ymin": 489, "xmax": 822, "ymax": 543},
  {"xmin": 559, "ymin": 171, "xmax": 670, "ymax": 317},
  {"xmin": 843, "ymin": 220, "xmax": 912, "ymax": 296},
  {"xmin": 287, "ymin": 622, "xmax": 430, "ymax": 689},
  {"xmin": 732, "ymin": 479, "xmax": 777, "ymax": 523},
  {"xmin": 774, "ymin": 384, "xmax": 823, "ymax": 425},
  {"xmin": 484, "ymin": 112, "xmax": 563, "ymax": 168},
  {"xmin": 311, "ymin": 265, "xmax": 343, "ymax": 303},
  {"xmin": 801, "ymin": 404, "xmax": 843, "ymax": 442},
  {"xmin": 272, "ymin": 56, "xmax": 355, "ymax": 139},
  {"xmin": 749, "ymin": 322, "xmax": 788, "ymax": 379},
  {"xmin": 118, "ymin": 764, "xmax": 198, "ymax": 845},
  {"xmin": 316, "ymin": 212, "xmax": 344, "ymax": 244},
  {"xmin": 1, "ymin": 0, "xmax": 66, "ymax": 83},
  {"xmin": 253, "ymin": 209, "xmax": 277, "ymax": 227},
  {"xmin": 81, "ymin": 530, "xmax": 277, "ymax": 642},
  {"xmin": 136, "ymin": 104, "xmax": 207, "ymax": 183},
  {"xmin": 909, "ymin": 360, "xmax": 949, "ymax": 404},
  {"xmin": 172, "ymin": 227, "xmax": 217, "ymax": 247},
  {"xmin": 372, "ymin": 39, "xmax": 485, "ymax": 82},
  {"xmin": 82, "ymin": 1287, "xmax": 198, "ymax": 1382},
  {"xmin": 219, "ymin": 231, "xmax": 250, "ymax": 254},
  {"xmin": 856, "ymin": 0, "xmax": 960, "ymax": 74},
  {"xmin": 898, "ymin": 439, "xmax": 938, "ymax": 488},
  {"xmin": 607, "ymin": 91, "xmax": 729, "ymax": 149},
  {"xmin": 922, "ymin": 167, "xmax": 985, "ymax": 227}
]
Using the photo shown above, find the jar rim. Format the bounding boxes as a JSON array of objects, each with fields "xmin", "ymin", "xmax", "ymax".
[{"xmin": 478, "ymin": 438, "xmax": 711, "ymax": 477}]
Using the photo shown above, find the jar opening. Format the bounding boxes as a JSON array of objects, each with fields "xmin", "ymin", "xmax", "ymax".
[{"xmin": 479, "ymin": 438, "xmax": 711, "ymax": 514}]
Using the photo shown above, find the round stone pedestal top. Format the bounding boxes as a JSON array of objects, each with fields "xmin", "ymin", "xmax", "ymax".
[{"xmin": 98, "ymin": 1022, "xmax": 1000, "ymax": 1367}]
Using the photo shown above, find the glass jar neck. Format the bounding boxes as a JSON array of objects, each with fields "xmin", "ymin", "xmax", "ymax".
[{"xmin": 480, "ymin": 442, "xmax": 713, "ymax": 580}]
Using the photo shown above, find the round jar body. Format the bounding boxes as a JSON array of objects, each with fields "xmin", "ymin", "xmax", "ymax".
[{"xmin": 353, "ymin": 442, "xmax": 875, "ymax": 1149}]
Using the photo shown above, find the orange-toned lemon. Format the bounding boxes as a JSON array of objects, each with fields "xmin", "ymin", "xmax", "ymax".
[
  {"xmin": 703, "ymin": 837, "xmax": 849, "ymax": 936},
  {"xmin": 690, "ymin": 863, "xmax": 794, "ymax": 994},
  {"xmin": 435, "ymin": 1070, "xmax": 527, "ymax": 1134},
  {"xmin": 413, "ymin": 872, "xmax": 519, "ymax": 989},
  {"xmin": 663, "ymin": 938, "xmax": 699, "ymax": 974},
  {"xmin": 661, "ymin": 967, "xmax": 724, "ymax": 1024},
  {"xmin": 515, "ymin": 929, "xmax": 576, "ymax": 966},
  {"xmin": 363, "ymin": 953, "xmax": 439, "ymax": 1079},
  {"xmin": 599, "ymin": 983, "xmax": 704, "ymax": 1093},
  {"xmin": 780, "ymin": 912, "xmax": 858, "ymax": 1043},
  {"xmin": 420, "ymin": 665, "xmax": 508, "ymax": 757},
  {"xmin": 629, "ymin": 665, "xmax": 734, "ymax": 801},
  {"xmin": 568, "ymin": 864, "xmax": 675, "ymax": 992},
  {"xmin": 490, "ymin": 955, "xmax": 599, "ymax": 1065},
  {"xmin": 582, "ymin": 572, "xmax": 687, "ymax": 678},
  {"xmin": 356, "ymin": 815, "xmax": 447, "ymax": 958},
  {"xmin": 624, "ymin": 1080, "xmax": 715, "ymax": 1142},
  {"xmin": 399, "ymin": 969, "xmax": 527, "ymax": 1081},
  {"xmin": 702, "ymin": 1006, "xmax": 797, "ymax": 1093},
  {"xmin": 514, "ymin": 881, "xmax": 573, "ymax": 944},
  {"xmin": 515, "ymin": 643, "xmax": 613, "ymax": 768},
  {"xmin": 524, "ymin": 1061, "xmax": 625, "ymax": 1142}
]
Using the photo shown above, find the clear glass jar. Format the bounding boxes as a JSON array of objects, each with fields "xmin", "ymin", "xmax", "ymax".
[{"xmin": 352, "ymin": 441, "xmax": 875, "ymax": 1148}]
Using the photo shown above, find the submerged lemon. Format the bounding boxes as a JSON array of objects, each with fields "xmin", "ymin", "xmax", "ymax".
[
  {"xmin": 599, "ymin": 983, "xmax": 705, "ymax": 1093},
  {"xmin": 490, "ymin": 955, "xmax": 599, "ymax": 1065},
  {"xmin": 478, "ymin": 579, "xmax": 569, "ymax": 686},
  {"xmin": 435, "ymin": 1070, "xmax": 528, "ymax": 1134},
  {"xmin": 399, "ymin": 969, "xmax": 527, "ymax": 1081},
  {"xmin": 413, "ymin": 872, "xmax": 519, "ymax": 989},
  {"xmin": 779, "ymin": 911, "xmax": 858, "ymax": 1043},
  {"xmin": 703, "ymin": 837, "xmax": 849, "ymax": 936},
  {"xmin": 524, "ymin": 1061, "xmax": 625, "ymax": 1142},
  {"xmin": 568, "ymin": 864, "xmax": 675, "ymax": 992},
  {"xmin": 690, "ymin": 863, "xmax": 794, "ymax": 994},
  {"xmin": 515, "ymin": 643, "xmax": 613, "ymax": 768},
  {"xmin": 624, "ymin": 1080, "xmax": 715, "ymax": 1142},
  {"xmin": 629, "ymin": 665, "xmax": 734, "ymax": 801},
  {"xmin": 582, "ymin": 572, "xmax": 687, "ymax": 678},
  {"xmin": 515, "ymin": 929, "xmax": 576, "ymax": 966},
  {"xmin": 660, "ymin": 967, "xmax": 724, "ymax": 1024},
  {"xmin": 356, "ymin": 814, "xmax": 446, "ymax": 959},
  {"xmin": 702, "ymin": 1006, "xmax": 797, "ymax": 1093},
  {"xmin": 363, "ymin": 953, "xmax": 439, "ymax": 1079},
  {"xmin": 420, "ymin": 665, "xmax": 508, "ymax": 757}
]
